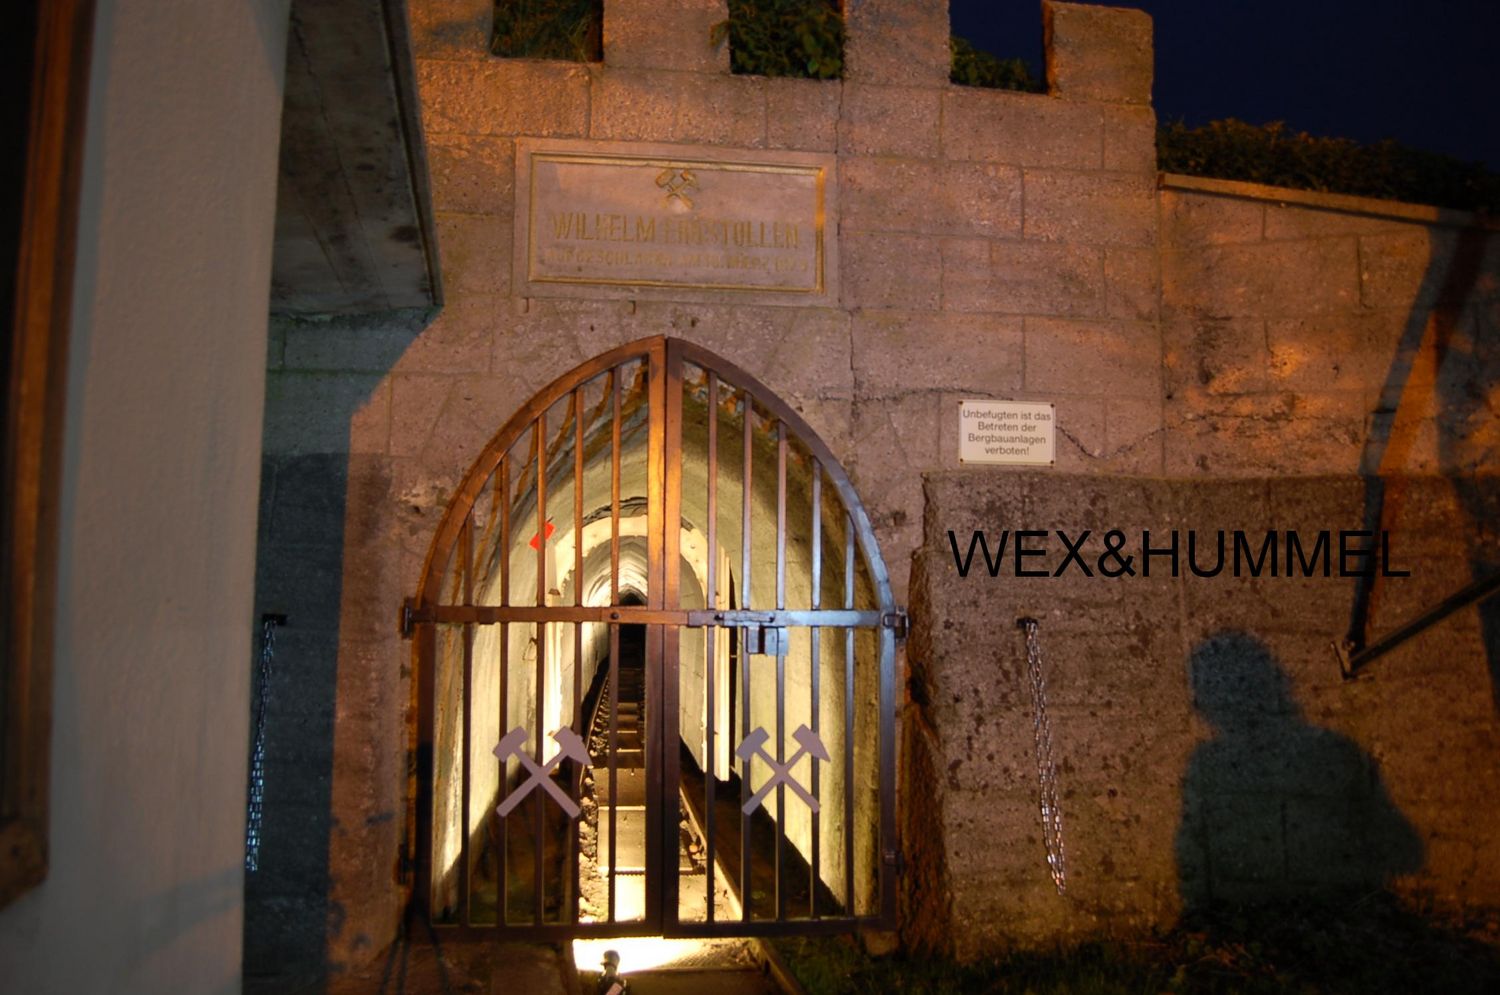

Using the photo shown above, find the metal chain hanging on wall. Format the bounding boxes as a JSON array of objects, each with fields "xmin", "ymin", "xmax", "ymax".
[
  {"xmin": 1018, "ymin": 617, "xmax": 1067, "ymax": 895},
  {"xmin": 244, "ymin": 614, "xmax": 284, "ymax": 872}
]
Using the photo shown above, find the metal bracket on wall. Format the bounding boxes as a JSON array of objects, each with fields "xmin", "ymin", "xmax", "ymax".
[{"xmin": 1334, "ymin": 571, "xmax": 1500, "ymax": 679}]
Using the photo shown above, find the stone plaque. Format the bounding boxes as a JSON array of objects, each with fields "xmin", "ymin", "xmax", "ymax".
[
  {"xmin": 515, "ymin": 139, "xmax": 837, "ymax": 305},
  {"xmin": 959, "ymin": 400, "xmax": 1056, "ymax": 466}
]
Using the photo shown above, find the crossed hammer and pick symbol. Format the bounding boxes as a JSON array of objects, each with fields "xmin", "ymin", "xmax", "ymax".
[
  {"xmin": 655, "ymin": 167, "xmax": 698, "ymax": 207},
  {"xmin": 493, "ymin": 726, "xmax": 591, "ymax": 820},
  {"xmin": 736, "ymin": 725, "xmax": 828, "ymax": 816},
  {"xmin": 491, "ymin": 723, "xmax": 826, "ymax": 821}
]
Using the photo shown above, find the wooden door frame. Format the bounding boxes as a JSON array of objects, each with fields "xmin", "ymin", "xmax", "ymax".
[{"xmin": 1, "ymin": 0, "xmax": 95, "ymax": 908}]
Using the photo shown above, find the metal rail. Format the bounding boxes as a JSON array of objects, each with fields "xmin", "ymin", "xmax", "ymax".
[{"xmin": 1335, "ymin": 570, "xmax": 1500, "ymax": 678}]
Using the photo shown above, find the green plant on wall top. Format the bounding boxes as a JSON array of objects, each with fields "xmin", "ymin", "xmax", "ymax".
[
  {"xmin": 491, "ymin": 0, "xmax": 602, "ymax": 61},
  {"xmin": 950, "ymin": 35, "xmax": 1044, "ymax": 93},
  {"xmin": 714, "ymin": 0, "xmax": 844, "ymax": 79},
  {"xmin": 1159, "ymin": 118, "xmax": 1500, "ymax": 214}
]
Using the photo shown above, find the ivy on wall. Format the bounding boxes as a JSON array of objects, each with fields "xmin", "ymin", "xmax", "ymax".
[
  {"xmin": 1159, "ymin": 119, "xmax": 1500, "ymax": 214},
  {"xmin": 490, "ymin": 0, "xmax": 602, "ymax": 61},
  {"xmin": 715, "ymin": 0, "xmax": 844, "ymax": 80}
]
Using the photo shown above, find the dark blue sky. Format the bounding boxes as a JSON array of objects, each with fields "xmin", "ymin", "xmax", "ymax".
[{"xmin": 950, "ymin": 0, "xmax": 1500, "ymax": 170}]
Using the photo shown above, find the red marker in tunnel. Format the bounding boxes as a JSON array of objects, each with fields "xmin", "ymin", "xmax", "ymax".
[{"xmin": 529, "ymin": 519, "xmax": 556, "ymax": 550}]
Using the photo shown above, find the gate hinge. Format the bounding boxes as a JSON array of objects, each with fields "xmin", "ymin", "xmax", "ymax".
[
  {"xmin": 400, "ymin": 598, "xmax": 428, "ymax": 639},
  {"xmin": 883, "ymin": 847, "xmax": 906, "ymax": 875},
  {"xmin": 881, "ymin": 609, "xmax": 909, "ymax": 641}
]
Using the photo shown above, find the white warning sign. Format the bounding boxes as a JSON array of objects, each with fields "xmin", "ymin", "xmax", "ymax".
[{"xmin": 958, "ymin": 400, "xmax": 1056, "ymax": 466}]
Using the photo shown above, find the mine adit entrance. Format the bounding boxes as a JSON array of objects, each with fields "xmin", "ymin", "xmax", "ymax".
[{"xmin": 404, "ymin": 336, "xmax": 900, "ymax": 940}]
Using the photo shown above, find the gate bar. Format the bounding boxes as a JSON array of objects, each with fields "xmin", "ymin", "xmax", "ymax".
[
  {"xmin": 608, "ymin": 369, "xmax": 621, "ymax": 924},
  {"xmin": 843, "ymin": 512, "xmax": 855, "ymax": 916},
  {"xmin": 740, "ymin": 390, "xmax": 753, "ymax": 922},
  {"xmin": 571, "ymin": 387, "xmax": 585, "ymax": 925},
  {"xmin": 533, "ymin": 415, "xmax": 546, "ymax": 926},
  {"xmin": 809, "ymin": 461, "xmax": 821, "ymax": 919},
  {"xmin": 662, "ymin": 340, "xmax": 685, "ymax": 926},
  {"xmin": 459, "ymin": 517, "xmax": 474, "ymax": 924},
  {"xmin": 774, "ymin": 421, "xmax": 787, "ymax": 923},
  {"xmin": 497, "ymin": 455, "xmax": 510, "ymax": 926},
  {"xmin": 704, "ymin": 371, "xmax": 719, "ymax": 922}
]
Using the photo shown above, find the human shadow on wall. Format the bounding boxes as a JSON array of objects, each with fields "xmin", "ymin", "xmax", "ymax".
[
  {"xmin": 1175, "ymin": 632, "xmax": 1422, "ymax": 917},
  {"xmin": 1349, "ymin": 225, "xmax": 1500, "ymax": 707}
]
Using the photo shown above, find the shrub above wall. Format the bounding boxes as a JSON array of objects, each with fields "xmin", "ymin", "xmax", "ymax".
[
  {"xmin": 1159, "ymin": 118, "xmax": 1500, "ymax": 214},
  {"xmin": 949, "ymin": 35, "xmax": 1043, "ymax": 92},
  {"xmin": 718, "ymin": 0, "xmax": 844, "ymax": 79}
]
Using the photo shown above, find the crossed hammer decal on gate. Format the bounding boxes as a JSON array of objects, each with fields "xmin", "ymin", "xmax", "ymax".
[
  {"xmin": 494, "ymin": 726, "xmax": 591, "ymax": 820},
  {"xmin": 490, "ymin": 723, "xmax": 827, "ymax": 821},
  {"xmin": 737, "ymin": 725, "xmax": 828, "ymax": 816}
]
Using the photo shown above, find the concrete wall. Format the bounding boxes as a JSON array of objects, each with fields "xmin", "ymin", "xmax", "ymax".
[
  {"xmin": 0, "ymin": 0, "xmax": 289, "ymax": 992},
  {"xmin": 245, "ymin": 0, "xmax": 1500, "ymax": 977},
  {"xmin": 906, "ymin": 473, "xmax": 1500, "ymax": 958}
]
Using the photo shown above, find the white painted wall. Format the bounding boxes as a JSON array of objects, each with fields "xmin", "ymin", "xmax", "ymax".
[{"xmin": 0, "ymin": 1, "xmax": 289, "ymax": 991}]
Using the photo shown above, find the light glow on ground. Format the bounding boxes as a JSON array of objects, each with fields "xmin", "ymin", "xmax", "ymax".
[{"xmin": 572, "ymin": 937, "xmax": 714, "ymax": 974}]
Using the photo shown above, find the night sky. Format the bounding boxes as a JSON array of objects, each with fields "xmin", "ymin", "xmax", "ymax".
[{"xmin": 949, "ymin": 0, "xmax": 1500, "ymax": 170}]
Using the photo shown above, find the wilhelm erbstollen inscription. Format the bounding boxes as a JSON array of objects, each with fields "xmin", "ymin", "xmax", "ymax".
[{"xmin": 515, "ymin": 138, "xmax": 837, "ymax": 304}]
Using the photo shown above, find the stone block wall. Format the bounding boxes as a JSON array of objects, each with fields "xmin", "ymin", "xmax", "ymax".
[
  {"xmin": 245, "ymin": 0, "xmax": 1500, "ymax": 979},
  {"xmin": 1160, "ymin": 175, "xmax": 1500, "ymax": 479}
]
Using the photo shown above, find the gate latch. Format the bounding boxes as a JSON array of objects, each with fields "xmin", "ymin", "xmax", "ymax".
[
  {"xmin": 882, "ymin": 609, "xmax": 909, "ymax": 641},
  {"xmin": 744, "ymin": 624, "xmax": 788, "ymax": 656}
]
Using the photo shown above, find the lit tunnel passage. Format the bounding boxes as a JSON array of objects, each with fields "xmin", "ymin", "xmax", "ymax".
[{"xmin": 422, "ymin": 344, "xmax": 889, "ymax": 933}]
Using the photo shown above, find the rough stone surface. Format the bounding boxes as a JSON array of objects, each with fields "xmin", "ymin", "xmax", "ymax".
[
  {"xmin": 839, "ymin": 84, "xmax": 941, "ymax": 159},
  {"xmin": 843, "ymin": 0, "xmax": 951, "ymax": 87},
  {"xmin": 944, "ymin": 239, "xmax": 1107, "ymax": 316},
  {"xmin": 408, "ymin": 0, "xmax": 491, "ymax": 62},
  {"xmin": 605, "ymin": 0, "xmax": 728, "ymax": 73},
  {"xmin": 1044, "ymin": 1, "xmax": 1154, "ymax": 105},
  {"xmin": 418, "ymin": 59, "xmax": 591, "ymax": 137},
  {"xmin": 1023, "ymin": 169, "xmax": 1157, "ymax": 246},
  {"xmin": 765, "ymin": 78, "xmax": 840, "ymax": 151},
  {"xmin": 943, "ymin": 88, "xmax": 1103, "ymax": 169},
  {"xmin": 590, "ymin": 68, "xmax": 767, "ymax": 146},
  {"xmin": 1102, "ymin": 104, "xmax": 1157, "ymax": 173},
  {"xmin": 1025, "ymin": 317, "xmax": 1162, "ymax": 396},
  {"xmin": 1164, "ymin": 238, "xmax": 1362, "ymax": 319},
  {"xmin": 841, "ymin": 157, "xmax": 1023, "ymax": 238}
]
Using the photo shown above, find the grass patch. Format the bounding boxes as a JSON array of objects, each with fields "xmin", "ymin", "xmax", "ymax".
[{"xmin": 773, "ymin": 898, "xmax": 1500, "ymax": 994}]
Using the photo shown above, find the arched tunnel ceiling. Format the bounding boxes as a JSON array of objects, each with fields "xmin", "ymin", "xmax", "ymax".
[{"xmin": 270, "ymin": 0, "xmax": 442, "ymax": 315}]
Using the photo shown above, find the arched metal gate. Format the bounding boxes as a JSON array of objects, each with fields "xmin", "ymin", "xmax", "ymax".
[{"xmin": 403, "ymin": 337, "xmax": 898, "ymax": 940}]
